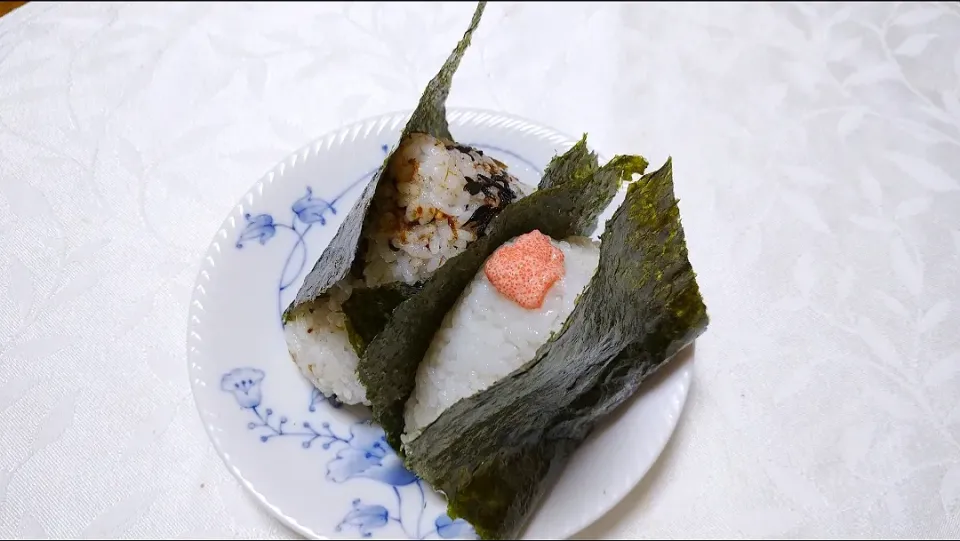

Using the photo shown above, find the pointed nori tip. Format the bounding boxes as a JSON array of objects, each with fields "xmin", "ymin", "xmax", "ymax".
[
  {"xmin": 283, "ymin": 1, "xmax": 487, "ymax": 317},
  {"xmin": 403, "ymin": 1, "xmax": 487, "ymax": 142},
  {"xmin": 403, "ymin": 156, "xmax": 709, "ymax": 540},
  {"xmin": 537, "ymin": 134, "xmax": 596, "ymax": 191}
]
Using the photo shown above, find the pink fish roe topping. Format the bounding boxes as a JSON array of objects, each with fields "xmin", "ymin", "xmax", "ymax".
[{"xmin": 484, "ymin": 230, "xmax": 565, "ymax": 310}]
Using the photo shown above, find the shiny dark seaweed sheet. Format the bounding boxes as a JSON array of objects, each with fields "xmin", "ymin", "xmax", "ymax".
[
  {"xmin": 404, "ymin": 158, "xmax": 710, "ymax": 540},
  {"xmin": 340, "ymin": 282, "xmax": 420, "ymax": 356},
  {"xmin": 282, "ymin": 1, "xmax": 487, "ymax": 318},
  {"xmin": 342, "ymin": 135, "xmax": 599, "ymax": 352},
  {"xmin": 354, "ymin": 149, "xmax": 648, "ymax": 452}
]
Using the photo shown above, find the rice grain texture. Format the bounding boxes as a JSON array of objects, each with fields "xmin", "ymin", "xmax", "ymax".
[{"xmin": 402, "ymin": 235, "xmax": 600, "ymax": 442}]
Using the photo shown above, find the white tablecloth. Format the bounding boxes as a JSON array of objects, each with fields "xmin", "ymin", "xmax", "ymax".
[{"xmin": 1, "ymin": 2, "xmax": 959, "ymax": 539}]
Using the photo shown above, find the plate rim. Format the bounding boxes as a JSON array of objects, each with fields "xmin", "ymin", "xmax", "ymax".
[{"xmin": 185, "ymin": 107, "xmax": 691, "ymax": 540}]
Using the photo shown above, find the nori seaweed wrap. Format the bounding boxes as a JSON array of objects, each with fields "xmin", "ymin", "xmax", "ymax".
[{"xmin": 373, "ymin": 157, "xmax": 709, "ymax": 539}]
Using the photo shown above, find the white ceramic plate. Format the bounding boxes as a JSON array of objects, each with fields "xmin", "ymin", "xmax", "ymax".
[{"xmin": 187, "ymin": 109, "xmax": 693, "ymax": 540}]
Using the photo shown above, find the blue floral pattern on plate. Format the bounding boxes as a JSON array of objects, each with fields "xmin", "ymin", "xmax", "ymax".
[
  {"xmin": 221, "ymin": 367, "xmax": 476, "ymax": 540},
  {"xmin": 226, "ymin": 143, "xmax": 540, "ymax": 539},
  {"xmin": 235, "ymin": 157, "xmax": 378, "ymax": 319}
]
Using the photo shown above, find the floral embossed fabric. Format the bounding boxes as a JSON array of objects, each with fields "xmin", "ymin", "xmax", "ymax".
[{"xmin": 0, "ymin": 2, "xmax": 957, "ymax": 539}]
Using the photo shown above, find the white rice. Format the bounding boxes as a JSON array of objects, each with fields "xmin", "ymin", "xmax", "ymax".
[
  {"xmin": 284, "ymin": 281, "xmax": 368, "ymax": 405},
  {"xmin": 401, "ymin": 235, "xmax": 601, "ymax": 444},
  {"xmin": 285, "ymin": 133, "xmax": 530, "ymax": 406}
]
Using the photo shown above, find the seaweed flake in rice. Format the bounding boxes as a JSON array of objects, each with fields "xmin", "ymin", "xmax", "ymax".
[
  {"xmin": 362, "ymin": 133, "xmax": 529, "ymax": 287},
  {"xmin": 284, "ymin": 133, "xmax": 529, "ymax": 406}
]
